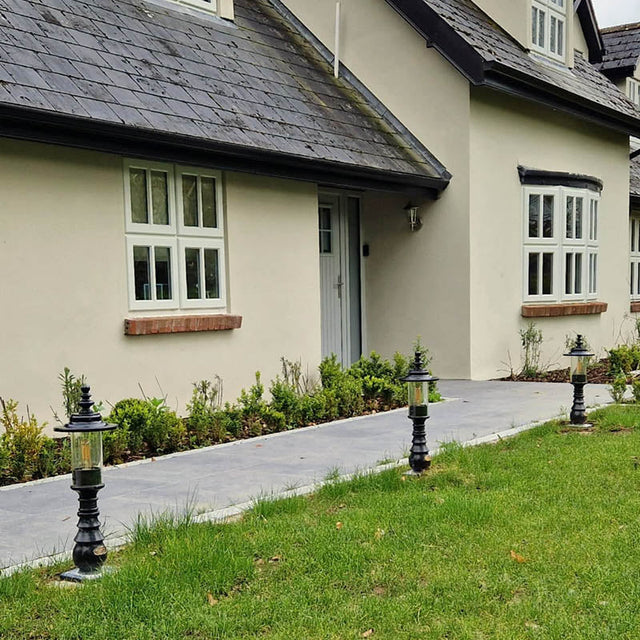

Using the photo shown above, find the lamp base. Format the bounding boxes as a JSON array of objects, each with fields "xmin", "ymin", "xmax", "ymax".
[{"xmin": 59, "ymin": 565, "xmax": 114, "ymax": 583}]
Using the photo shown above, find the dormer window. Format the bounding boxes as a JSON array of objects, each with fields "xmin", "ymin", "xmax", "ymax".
[{"xmin": 531, "ymin": 0, "xmax": 566, "ymax": 61}]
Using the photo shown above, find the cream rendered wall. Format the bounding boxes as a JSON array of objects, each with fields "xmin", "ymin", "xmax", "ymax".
[
  {"xmin": 572, "ymin": 13, "xmax": 588, "ymax": 57},
  {"xmin": 0, "ymin": 139, "xmax": 321, "ymax": 430},
  {"xmin": 469, "ymin": 88, "xmax": 630, "ymax": 379},
  {"xmin": 473, "ymin": 0, "xmax": 527, "ymax": 47},
  {"xmin": 280, "ymin": 0, "xmax": 472, "ymax": 378}
]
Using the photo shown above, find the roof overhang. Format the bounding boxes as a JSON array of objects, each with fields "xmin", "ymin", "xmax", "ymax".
[
  {"xmin": 0, "ymin": 104, "xmax": 447, "ymax": 198},
  {"xmin": 385, "ymin": 0, "xmax": 640, "ymax": 136},
  {"xmin": 574, "ymin": 0, "xmax": 604, "ymax": 63}
]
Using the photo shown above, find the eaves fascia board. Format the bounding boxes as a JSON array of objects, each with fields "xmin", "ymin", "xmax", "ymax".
[
  {"xmin": 0, "ymin": 104, "xmax": 447, "ymax": 197},
  {"xmin": 575, "ymin": 0, "xmax": 604, "ymax": 63},
  {"xmin": 483, "ymin": 63, "xmax": 640, "ymax": 137}
]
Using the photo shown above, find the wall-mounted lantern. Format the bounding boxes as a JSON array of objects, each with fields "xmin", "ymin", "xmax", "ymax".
[{"xmin": 404, "ymin": 203, "xmax": 423, "ymax": 231}]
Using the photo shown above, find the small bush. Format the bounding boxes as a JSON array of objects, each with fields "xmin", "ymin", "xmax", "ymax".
[
  {"xmin": 520, "ymin": 322, "xmax": 544, "ymax": 377},
  {"xmin": 608, "ymin": 345, "xmax": 640, "ymax": 376},
  {"xmin": 632, "ymin": 378, "xmax": 640, "ymax": 404},
  {"xmin": 186, "ymin": 378, "xmax": 224, "ymax": 445},
  {"xmin": 107, "ymin": 398, "xmax": 184, "ymax": 458},
  {"xmin": 0, "ymin": 399, "xmax": 53, "ymax": 484},
  {"xmin": 609, "ymin": 374, "xmax": 628, "ymax": 404}
]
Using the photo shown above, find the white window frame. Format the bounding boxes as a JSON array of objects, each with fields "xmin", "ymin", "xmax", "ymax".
[
  {"xmin": 627, "ymin": 78, "xmax": 640, "ymax": 108},
  {"xmin": 631, "ymin": 215, "xmax": 640, "ymax": 300},
  {"xmin": 124, "ymin": 161, "xmax": 227, "ymax": 312},
  {"xmin": 523, "ymin": 185, "xmax": 599, "ymax": 304},
  {"xmin": 124, "ymin": 160, "xmax": 177, "ymax": 236},
  {"xmin": 178, "ymin": 238, "xmax": 227, "ymax": 309},
  {"xmin": 174, "ymin": 0, "xmax": 217, "ymax": 14},
  {"xmin": 175, "ymin": 166, "xmax": 224, "ymax": 238},
  {"xmin": 530, "ymin": 0, "xmax": 566, "ymax": 62}
]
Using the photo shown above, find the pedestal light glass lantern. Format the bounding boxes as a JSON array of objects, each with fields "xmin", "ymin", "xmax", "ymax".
[
  {"xmin": 54, "ymin": 385, "xmax": 117, "ymax": 581},
  {"xmin": 563, "ymin": 335, "xmax": 594, "ymax": 425},
  {"xmin": 400, "ymin": 351, "xmax": 438, "ymax": 473}
]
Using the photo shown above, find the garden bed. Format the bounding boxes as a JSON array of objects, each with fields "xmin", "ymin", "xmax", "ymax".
[
  {"xmin": 0, "ymin": 350, "xmax": 438, "ymax": 487},
  {"xmin": 499, "ymin": 358, "xmax": 612, "ymax": 384}
]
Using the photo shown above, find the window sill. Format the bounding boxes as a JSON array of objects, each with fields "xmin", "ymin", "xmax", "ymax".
[
  {"xmin": 521, "ymin": 302, "xmax": 607, "ymax": 318},
  {"xmin": 124, "ymin": 314, "xmax": 242, "ymax": 336},
  {"xmin": 631, "ymin": 302, "xmax": 640, "ymax": 313}
]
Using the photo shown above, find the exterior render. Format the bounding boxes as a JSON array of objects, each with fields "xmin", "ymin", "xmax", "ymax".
[{"xmin": 0, "ymin": 0, "xmax": 639, "ymax": 421}]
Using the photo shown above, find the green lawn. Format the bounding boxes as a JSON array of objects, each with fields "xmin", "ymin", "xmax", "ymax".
[{"xmin": 3, "ymin": 405, "xmax": 640, "ymax": 639}]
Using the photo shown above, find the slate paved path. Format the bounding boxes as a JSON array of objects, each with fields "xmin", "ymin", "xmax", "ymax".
[{"xmin": 0, "ymin": 380, "xmax": 611, "ymax": 571}]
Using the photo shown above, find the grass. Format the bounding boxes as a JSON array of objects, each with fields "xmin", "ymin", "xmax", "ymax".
[{"xmin": 3, "ymin": 405, "xmax": 640, "ymax": 638}]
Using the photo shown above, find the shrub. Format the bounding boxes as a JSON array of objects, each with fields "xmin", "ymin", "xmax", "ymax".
[
  {"xmin": 519, "ymin": 321, "xmax": 544, "ymax": 377},
  {"xmin": 0, "ymin": 399, "xmax": 52, "ymax": 484},
  {"xmin": 608, "ymin": 345, "xmax": 640, "ymax": 376},
  {"xmin": 107, "ymin": 398, "xmax": 185, "ymax": 457},
  {"xmin": 186, "ymin": 378, "xmax": 224, "ymax": 445},
  {"xmin": 609, "ymin": 374, "xmax": 628, "ymax": 404},
  {"xmin": 632, "ymin": 378, "xmax": 640, "ymax": 404}
]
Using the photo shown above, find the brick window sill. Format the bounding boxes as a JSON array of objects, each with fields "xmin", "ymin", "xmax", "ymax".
[
  {"xmin": 631, "ymin": 302, "xmax": 640, "ymax": 313},
  {"xmin": 521, "ymin": 302, "xmax": 607, "ymax": 318},
  {"xmin": 124, "ymin": 314, "xmax": 242, "ymax": 336}
]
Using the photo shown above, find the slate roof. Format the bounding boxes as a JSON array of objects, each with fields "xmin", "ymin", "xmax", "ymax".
[
  {"xmin": 0, "ymin": 0, "xmax": 448, "ymax": 192},
  {"xmin": 598, "ymin": 23, "xmax": 640, "ymax": 76},
  {"xmin": 387, "ymin": 0, "xmax": 640, "ymax": 133}
]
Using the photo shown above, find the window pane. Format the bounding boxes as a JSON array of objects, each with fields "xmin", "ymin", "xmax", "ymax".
[
  {"xmin": 130, "ymin": 168, "xmax": 148, "ymax": 224},
  {"xmin": 154, "ymin": 247, "xmax": 172, "ymax": 300},
  {"xmin": 593, "ymin": 201, "xmax": 598, "ymax": 240},
  {"xmin": 150, "ymin": 171, "xmax": 169, "ymax": 225},
  {"xmin": 565, "ymin": 253, "xmax": 573, "ymax": 294},
  {"xmin": 320, "ymin": 230, "xmax": 332, "ymax": 253},
  {"xmin": 538, "ymin": 9, "xmax": 545, "ymax": 47},
  {"xmin": 557, "ymin": 19, "xmax": 564, "ymax": 55},
  {"xmin": 542, "ymin": 253, "xmax": 553, "ymax": 295},
  {"xmin": 133, "ymin": 246, "xmax": 151, "ymax": 300},
  {"xmin": 204, "ymin": 248, "xmax": 220, "ymax": 299},
  {"xmin": 529, "ymin": 194, "xmax": 540, "ymax": 237},
  {"xmin": 185, "ymin": 248, "xmax": 200, "ymax": 299},
  {"xmin": 182, "ymin": 175, "xmax": 198, "ymax": 227},
  {"xmin": 575, "ymin": 253, "xmax": 582, "ymax": 294},
  {"xmin": 575, "ymin": 198, "xmax": 583, "ymax": 239},
  {"xmin": 632, "ymin": 219, "xmax": 636, "ymax": 253},
  {"xmin": 589, "ymin": 254, "xmax": 597, "ymax": 294},
  {"xmin": 532, "ymin": 6, "xmax": 538, "ymax": 44},
  {"xmin": 201, "ymin": 177, "xmax": 217, "ymax": 228},
  {"xmin": 566, "ymin": 196, "xmax": 573, "ymax": 238},
  {"xmin": 543, "ymin": 195, "xmax": 554, "ymax": 237},
  {"xmin": 528, "ymin": 253, "xmax": 539, "ymax": 295},
  {"xmin": 550, "ymin": 16, "xmax": 556, "ymax": 53}
]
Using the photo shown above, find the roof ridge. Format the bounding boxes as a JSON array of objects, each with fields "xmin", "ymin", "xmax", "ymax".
[{"xmin": 601, "ymin": 22, "xmax": 640, "ymax": 34}]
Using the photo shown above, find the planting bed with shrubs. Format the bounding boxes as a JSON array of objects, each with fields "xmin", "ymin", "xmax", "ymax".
[{"xmin": 0, "ymin": 349, "xmax": 439, "ymax": 487}]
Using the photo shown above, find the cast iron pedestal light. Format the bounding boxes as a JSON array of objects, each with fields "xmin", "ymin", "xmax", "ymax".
[
  {"xmin": 54, "ymin": 386, "xmax": 117, "ymax": 582},
  {"xmin": 401, "ymin": 351, "xmax": 438, "ymax": 474},
  {"xmin": 564, "ymin": 335, "xmax": 594, "ymax": 425}
]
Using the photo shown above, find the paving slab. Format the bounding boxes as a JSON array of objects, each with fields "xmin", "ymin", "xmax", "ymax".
[{"xmin": 0, "ymin": 380, "xmax": 611, "ymax": 570}]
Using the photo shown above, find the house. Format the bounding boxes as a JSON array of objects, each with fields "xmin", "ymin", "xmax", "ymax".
[{"xmin": 0, "ymin": 0, "xmax": 638, "ymax": 423}]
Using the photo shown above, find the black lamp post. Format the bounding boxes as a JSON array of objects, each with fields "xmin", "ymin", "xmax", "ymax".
[
  {"xmin": 401, "ymin": 351, "xmax": 438, "ymax": 474},
  {"xmin": 54, "ymin": 386, "xmax": 116, "ymax": 582},
  {"xmin": 564, "ymin": 335, "xmax": 594, "ymax": 425}
]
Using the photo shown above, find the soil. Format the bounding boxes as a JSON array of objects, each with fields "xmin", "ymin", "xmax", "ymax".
[{"xmin": 499, "ymin": 358, "xmax": 613, "ymax": 384}]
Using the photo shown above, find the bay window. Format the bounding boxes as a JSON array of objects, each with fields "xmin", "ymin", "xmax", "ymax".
[
  {"xmin": 124, "ymin": 160, "xmax": 226, "ymax": 312},
  {"xmin": 523, "ymin": 185, "xmax": 599, "ymax": 303}
]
